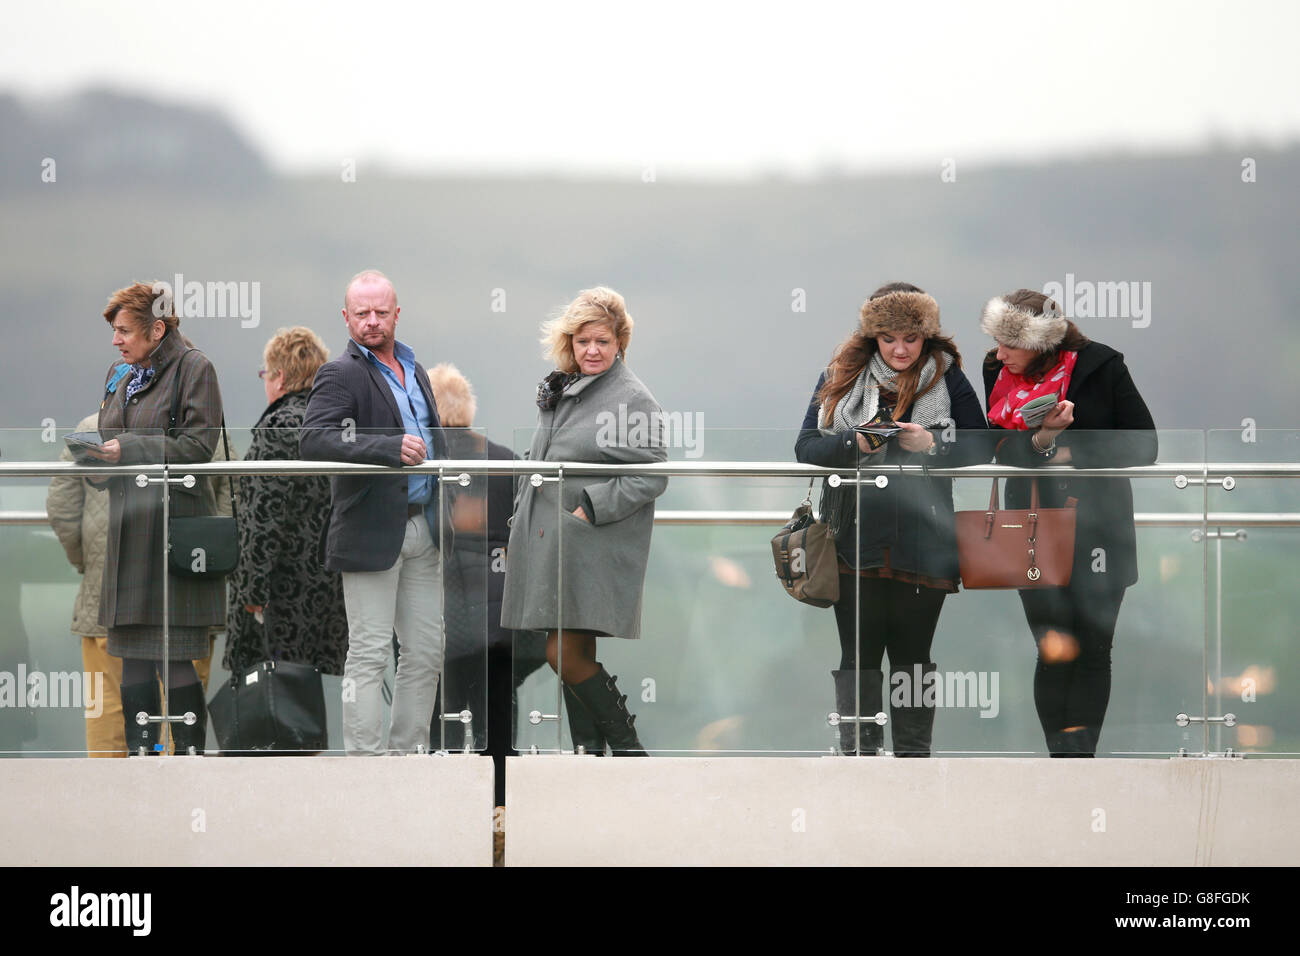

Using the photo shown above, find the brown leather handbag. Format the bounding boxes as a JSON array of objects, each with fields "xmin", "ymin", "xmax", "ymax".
[
  {"xmin": 772, "ymin": 482, "xmax": 841, "ymax": 607},
  {"xmin": 956, "ymin": 478, "xmax": 1076, "ymax": 589}
]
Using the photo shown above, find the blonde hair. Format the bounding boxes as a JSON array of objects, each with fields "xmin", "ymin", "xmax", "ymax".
[
  {"xmin": 264, "ymin": 326, "xmax": 330, "ymax": 394},
  {"xmin": 539, "ymin": 286, "xmax": 633, "ymax": 373},
  {"xmin": 427, "ymin": 362, "xmax": 477, "ymax": 427}
]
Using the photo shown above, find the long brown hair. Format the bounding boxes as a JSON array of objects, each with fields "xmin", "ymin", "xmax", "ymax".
[{"xmin": 818, "ymin": 282, "xmax": 961, "ymax": 423}]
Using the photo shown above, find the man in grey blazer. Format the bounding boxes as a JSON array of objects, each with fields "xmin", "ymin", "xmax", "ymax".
[{"xmin": 301, "ymin": 270, "xmax": 448, "ymax": 754}]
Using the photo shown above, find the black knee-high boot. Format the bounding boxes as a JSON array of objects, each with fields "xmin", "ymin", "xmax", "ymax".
[
  {"xmin": 889, "ymin": 663, "xmax": 937, "ymax": 757},
  {"xmin": 121, "ymin": 681, "xmax": 162, "ymax": 756},
  {"xmin": 167, "ymin": 683, "xmax": 207, "ymax": 755},
  {"xmin": 563, "ymin": 683, "xmax": 607, "ymax": 755},
  {"xmin": 831, "ymin": 669, "xmax": 885, "ymax": 755},
  {"xmin": 566, "ymin": 665, "xmax": 646, "ymax": 757}
]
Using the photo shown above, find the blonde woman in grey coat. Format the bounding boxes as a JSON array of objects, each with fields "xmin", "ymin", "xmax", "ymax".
[{"xmin": 501, "ymin": 287, "xmax": 667, "ymax": 755}]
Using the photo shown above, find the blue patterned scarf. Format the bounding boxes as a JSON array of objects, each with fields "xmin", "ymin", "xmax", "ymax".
[{"xmin": 124, "ymin": 365, "xmax": 155, "ymax": 400}]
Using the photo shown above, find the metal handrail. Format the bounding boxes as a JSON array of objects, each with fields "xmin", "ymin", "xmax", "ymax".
[
  {"xmin": 3, "ymin": 458, "xmax": 1299, "ymax": 479},
  {"xmin": 8, "ymin": 508, "xmax": 1300, "ymax": 528}
]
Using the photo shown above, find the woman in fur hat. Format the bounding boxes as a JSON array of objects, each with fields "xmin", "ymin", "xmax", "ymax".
[
  {"xmin": 796, "ymin": 282, "xmax": 988, "ymax": 756},
  {"xmin": 981, "ymin": 289, "xmax": 1157, "ymax": 756}
]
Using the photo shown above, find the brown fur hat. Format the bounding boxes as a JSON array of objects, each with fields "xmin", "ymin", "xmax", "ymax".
[
  {"xmin": 859, "ymin": 290, "xmax": 941, "ymax": 338},
  {"xmin": 980, "ymin": 292, "xmax": 1067, "ymax": 351}
]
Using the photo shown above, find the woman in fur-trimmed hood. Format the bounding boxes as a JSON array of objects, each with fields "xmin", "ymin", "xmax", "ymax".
[
  {"xmin": 980, "ymin": 288, "xmax": 1157, "ymax": 757},
  {"xmin": 795, "ymin": 282, "xmax": 989, "ymax": 757}
]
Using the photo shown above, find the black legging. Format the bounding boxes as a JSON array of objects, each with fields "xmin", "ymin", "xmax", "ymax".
[
  {"xmin": 1018, "ymin": 585, "xmax": 1126, "ymax": 755},
  {"xmin": 121, "ymin": 658, "xmax": 199, "ymax": 688},
  {"xmin": 833, "ymin": 576, "xmax": 947, "ymax": 671}
]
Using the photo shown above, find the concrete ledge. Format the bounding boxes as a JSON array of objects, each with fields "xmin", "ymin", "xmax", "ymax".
[
  {"xmin": 1, "ymin": 755, "xmax": 494, "ymax": 866},
  {"xmin": 504, "ymin": 756, "xmax": 1300, "ymax": 866}
]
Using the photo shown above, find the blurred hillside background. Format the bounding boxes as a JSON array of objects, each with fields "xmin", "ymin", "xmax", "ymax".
[{"xmin": 2, "ymin": 87, "xmax": 1297, "ymax": 438}]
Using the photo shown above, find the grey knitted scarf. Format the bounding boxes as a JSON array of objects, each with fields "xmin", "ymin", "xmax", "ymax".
[{"xmin": 821, "ymin": 351, "xmax": 953, "ymax": 435}]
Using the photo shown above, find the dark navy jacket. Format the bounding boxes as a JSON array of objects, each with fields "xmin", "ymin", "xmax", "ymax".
[
  {"xmin": 795, "ymin": 361, "xmax": 990, "ymax": 583},
  {"xmin": 300, "ymin": 338, "xmax": 449, "ymax": 573}
]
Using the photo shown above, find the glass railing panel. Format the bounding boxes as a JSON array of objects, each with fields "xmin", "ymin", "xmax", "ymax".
[
  {"xmin": 204, "ymin": 424, "xmax": 341, "ymax": 755},
  {"xmin": 1208, "ymin": 428, "xmax": 1300, "ymax": 756},
  {"xmin": 429, "ymin": 428, "xmax": 492, "ymax": 754},
  {"xmin": 10, "ymin": 425, "xmax": 172, "ymax": 755},
  {"xmin": 923, "ymin": 429, "xmax": 1204, "ymax": 756},
  {"xmin": 253, "ymin": 426, "xmax": 485, "ymax": 756}
]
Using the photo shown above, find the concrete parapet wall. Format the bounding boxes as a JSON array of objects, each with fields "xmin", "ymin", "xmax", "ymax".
[
  {"xmin": 1, "ymin": 755, "xmax": 494, "ymax": 866},
  {"xmin": 505, "ymin": 756, "xmax": 1300, "ymax": 866}
]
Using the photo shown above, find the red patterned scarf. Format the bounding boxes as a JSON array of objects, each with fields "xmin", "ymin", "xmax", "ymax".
[{"xmin": 988, "ymin": 351, "xmax": 1078, "ymax": 430}]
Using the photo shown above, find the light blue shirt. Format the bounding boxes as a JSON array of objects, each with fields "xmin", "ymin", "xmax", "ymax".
[{"xmin": 357, "ymin": 340, "xmax": 435, "ymax": 506}]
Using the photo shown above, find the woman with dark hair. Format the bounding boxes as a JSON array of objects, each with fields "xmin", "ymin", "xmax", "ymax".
[
  {"xmin": 85, "ymin": 281, "xmax": 226, "ymax": 755},
  {"xmin": 980, "ymin": 289, "xmax": 1157, "ymax": 756},
  {"xmin": 795, "ymin": 283, "xmax": 987, "ymax": 756}
]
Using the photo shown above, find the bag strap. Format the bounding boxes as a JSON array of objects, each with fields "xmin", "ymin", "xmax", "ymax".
[
  {"xmin": 167, "ymin": 348, "xmax": 193, "ymax": 435},
  {"xmin": 988, "ymin": 435, "xmax": 1044, "ymax": 513},
  {"xmin": 168, "ymin": 347, "xmax": 232, "ymax": 461}
]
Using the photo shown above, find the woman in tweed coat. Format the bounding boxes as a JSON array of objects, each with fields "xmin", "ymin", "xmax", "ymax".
[
  {"xmin": 501, "ymin": 287, "xmax": 667, "ymax": 755},
  {"xmin": 86, "ymin": 282, "xmax": 226, "ymax": 754}
]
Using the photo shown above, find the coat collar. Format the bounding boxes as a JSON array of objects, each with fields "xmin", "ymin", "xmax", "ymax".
[
  {"xmin": 113, "ymin": 329, "xmax": 189, "ymax": 402},
  {"xmin": 344, "ymin": 337, "xmax": 437, "ymax": 427},
  {"xmin": 147, "ymin": 328, "xmax": 189, "ymax": 377},
  {"xmin": 255, "ymin": 388, "xmax": 309, "ymax": 428},
  {"xmin": 563, "ymin": 356, "xmax": 626, "ymax": 399},
  {"xmin": 985, "ymin": 340, "xmax": 1118, "ymax": 395},
  {"xmin": 1067, "ymin": 340, "xmax": 1118, "ymax": 384}
]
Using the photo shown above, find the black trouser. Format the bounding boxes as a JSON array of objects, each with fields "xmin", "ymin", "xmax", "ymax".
[
  {"xmin": 1018, "ymin": 585, "xmax": 1126, "ymax": 756},
  {"xmin": 832, "ymin": 576, "xmax": 947, "ymax": 672}
]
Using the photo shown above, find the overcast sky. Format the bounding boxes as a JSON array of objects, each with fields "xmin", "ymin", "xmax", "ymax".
[{"xmin": 5, "ymin": 0, "xmax": 1299, "ymax": 176}]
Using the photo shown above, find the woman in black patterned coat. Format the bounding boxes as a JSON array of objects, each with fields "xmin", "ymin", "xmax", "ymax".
[{"xmin": 225, "ymin": 327, "xmax": 348, "ymax": 678}]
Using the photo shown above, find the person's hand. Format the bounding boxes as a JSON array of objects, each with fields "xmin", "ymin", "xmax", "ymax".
[
  {"xmin": 1038, "ymin": 400, "xmax": 1075, "ymax": 441},
  {"xmin": 572, "ymin": 505, "xmax": 590, "ymax": 522},
  {"xmin": 855, "ymin": 431, "xmax": 887, "ymax": 454},
  {"xmin": 895, "ymin": 421, "xmax": 936, "ymax": 453},
  {"xmin": 244, "ymin": 604, "xmax": 264, "ymax": 614},
  {"xmin": 84, "ymin": 438, "xmax": 121, "ymax": 464},
  {"xmin": 399, "ymin": 434, "xmax": 427, "ymax": 465}
]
